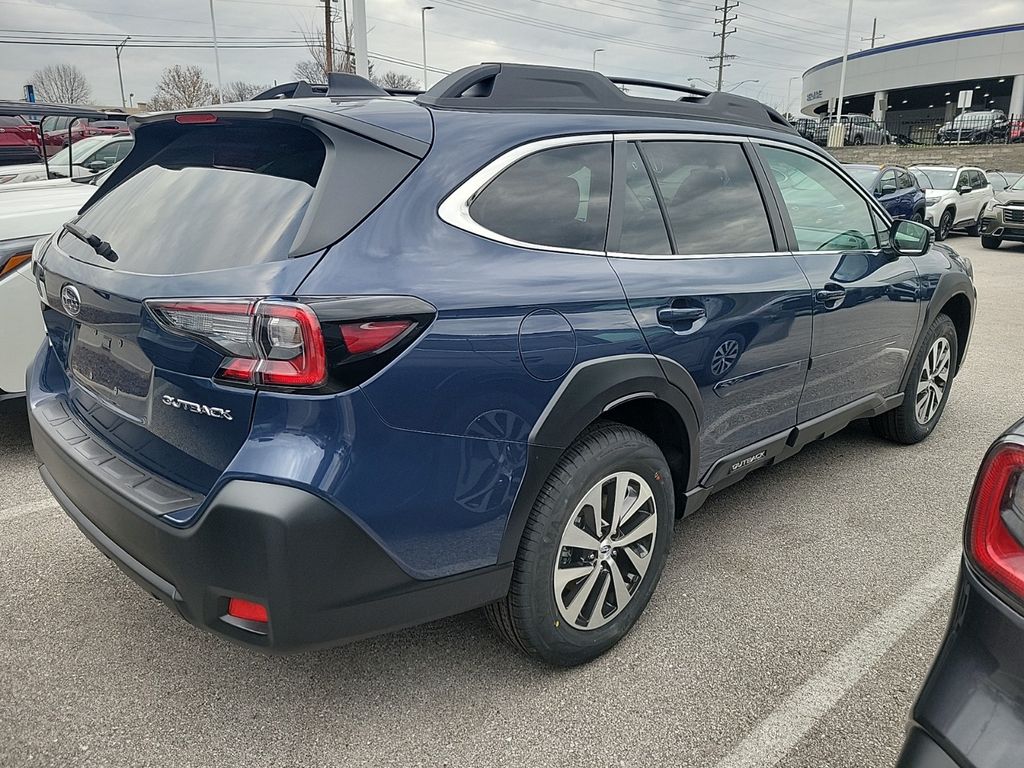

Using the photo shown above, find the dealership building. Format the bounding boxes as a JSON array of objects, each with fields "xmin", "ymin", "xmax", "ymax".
[{"xmin": 801, "ymin": 23, "xmax": 1024, "ymax": 134}]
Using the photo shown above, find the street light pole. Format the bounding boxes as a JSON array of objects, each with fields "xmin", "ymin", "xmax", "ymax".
[
  {"xmin": 115, "ymin": 36, "xmax": 130, "ymax": 108},
  {"xmin": 421, "ymin": 6, "xmax": 434, "ymax": 90},
  {"xmin": 592, "ymin": 48, "xmax": 604, "ymax": 71},
  {"xmin": 830, "ymin": 0, "xmax": 855, "ymax": 147},
  {"xmin": 785, "ymin": 75, "xmax": 800, "ymax": 119},
  {"xmin": 208, "ymin": 0, "xmax": 224, "ymax": 103}
]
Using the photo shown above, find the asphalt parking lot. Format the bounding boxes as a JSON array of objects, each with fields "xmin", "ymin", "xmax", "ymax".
[{"xmin": 0, "ymin": 234, "xmax": 1020, "ymax": 768}]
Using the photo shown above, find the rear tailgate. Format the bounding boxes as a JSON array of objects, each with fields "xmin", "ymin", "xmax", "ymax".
[{"xmin": 34, "ymin": 105, "xmax": 427, "ymax": 499}]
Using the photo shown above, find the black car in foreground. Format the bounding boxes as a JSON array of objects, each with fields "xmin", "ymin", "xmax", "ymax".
[{"xmin": 898, "ymin": 419, "xmax": 1024, "ymax": 767}]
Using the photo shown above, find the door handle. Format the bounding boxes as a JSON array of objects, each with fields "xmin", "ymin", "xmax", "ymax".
[
  {"xmin": 657, "ymin": 306, "xmax": 706, "ymax": 324},
  {"xmin": 815, "ymin": 288, "xmax": 846, "ymax": 306}
]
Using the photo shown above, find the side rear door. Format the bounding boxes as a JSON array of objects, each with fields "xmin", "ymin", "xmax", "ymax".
[
  {"xmin": 755, "ymin": 143, "xmax": 922, "ymax": 421},
  {"xmin": 606, "ymin": 135, "xmax": 812, "ymax": 476}
]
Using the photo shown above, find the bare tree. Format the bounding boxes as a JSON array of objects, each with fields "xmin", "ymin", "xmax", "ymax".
[
  {"xmin": 150, "ymin": 65, "xmax": 215, "ymax": 110},
  {"xmin": 371, "ymin": 71, "xmax": 421, "ymax": 91},
  {"xmin": 293, "ymin": 59, "xmax": 326, "ymax": 84},
  {"xmin": 33, "ymin": 64, "xmax": 92, "ymax": 104},
  {"xmin": 294, "ymin": 20, "xmax": 373, "ymax": 82},
  {"xmin": 222, "ymin": 81, "xmax": 270, "ymax": 103}
]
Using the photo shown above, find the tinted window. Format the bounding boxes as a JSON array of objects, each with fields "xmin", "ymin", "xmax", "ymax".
[
  {"xmin": 761, "ymin": 146, "xmax": 878, "ymax": 252},
  {"xmin": 878, "ymin": 170, "xmax": 898, "ymax": 194},
  {"xmin": 470, "ymin": 143, "xmax": 611, "ymax": 251},
  {"xmin": 61, "ymin": 121, "xmax": 328, "ymax": 273},
  {"xmin": 973, "ymin": 170, "xmax": 988, "ymax": 189},
  {"xmin": 0, "ymin": 116, "xmax": 27, "ymax": 127},
  {"xmin": 618, "ymin": 143, "xmax": 671, "ymax": 255},
  {"xmin": 639, "ymin": 140, "xmax": 773, "ymax": 254},
  {"xmin": 898, "ymin": 170, "xmax": 915, "ymax": 189}
]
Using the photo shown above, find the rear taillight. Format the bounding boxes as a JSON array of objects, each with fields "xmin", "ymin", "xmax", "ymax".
[
  {"xmin": 967, "ymin": 441, "xmax": 1024, "ymax": 602},
  {"xmin": 146, "ymin": 296, "xmax": 435, "ymax": 391},
  {"xmin": 148, "ymin": 299, "xmax": 326, "ymax": 389}
]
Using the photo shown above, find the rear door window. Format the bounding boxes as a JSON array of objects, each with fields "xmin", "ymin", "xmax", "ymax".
[
  {"xmin": 469, "ymin": 142, "xmax": 611, "ymax": 252},
  {"xmin": 639, "ymin": 140, "xmax": 774, "ymax": 255},
  {"xmin": 617, "ymin": 143, "xmax": 671, "ymax": 255}
]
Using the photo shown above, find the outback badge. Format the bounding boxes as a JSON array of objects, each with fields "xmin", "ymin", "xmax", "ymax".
[{"xmin": 161, "ymin": 394, "xmax": 233, "ymax": 421}]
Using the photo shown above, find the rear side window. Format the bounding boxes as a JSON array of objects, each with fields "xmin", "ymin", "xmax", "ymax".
[
  {"xmin": 639, "ymin": 140, "xmax": 774, "ymax": 255},
  {"xmin": 470, "ymin": 143, "xmax": 611, "ymax": 251},
  {"xmin": 61, "ymin": 121, "xmax": 327, "ymax": 273}
]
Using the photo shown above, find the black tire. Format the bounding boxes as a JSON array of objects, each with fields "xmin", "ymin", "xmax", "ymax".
[
  {"xmin": 486, "ymin": 421, "xmax": 674, "ymax": 666},
  {"xmin": 871, "ymin": 314, "xmax": 958, "ymax": 445},
  {"xmin": 965, "ymin": 218, "xmax": 981, "ymax": 237},
  {"xmin": 981, "ymin": 234, "xmax": 1002, "ymax": 249},
  {"xmin": 935, "ymin": 208, "xmax": 954, "ymax": 241},
  {"xmin": 853, "ymin": 134, "xmax": 864, "ymax": 145},
  {"xmin": 911, "ymin": 211, "xmax": 924, "ymax": 224}
]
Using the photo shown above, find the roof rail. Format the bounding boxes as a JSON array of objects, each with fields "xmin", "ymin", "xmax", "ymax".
[
  {"xmin": 416, "ymin": 63, "xmax": 795, "ymax": 134},
  {"xmin": 253, "ymin": 75, "xmax": 422, "ymax": 101}
]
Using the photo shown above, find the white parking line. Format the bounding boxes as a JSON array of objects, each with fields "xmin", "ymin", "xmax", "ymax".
[
  {"xmin": 713, "ymin": 547, "xmax": 962, "ymax": 768},
  {"xmin": 0, "ymin": 497, "xmax": 58, "ymax": 523}
]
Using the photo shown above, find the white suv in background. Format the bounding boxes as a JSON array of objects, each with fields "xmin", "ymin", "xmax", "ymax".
[{"xmin": 910, "ymin": 166, "xmax": 994, "ymax": 241}]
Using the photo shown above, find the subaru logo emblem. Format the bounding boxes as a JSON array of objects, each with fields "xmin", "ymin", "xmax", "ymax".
[{"xmin": 61, "ymin": 284, "xmax": 81, "ymax": 317}]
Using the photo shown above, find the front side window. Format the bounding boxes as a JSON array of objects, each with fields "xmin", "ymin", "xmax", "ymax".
[
  {"xmin": 639, "ymin": 140, "xmax": 774, "ymax": 255},
  {"xmin": 470, "ymin": 142, "xmax": 611, "ymax": 252},
  {"xmin": 898, "ymin": 170, "xmax": 915, "ymax": 189},
  {"xmin": 878, "ymin": 170, "xmax": 898, "ymax": 195},
  {"xmin": 760, "ymin": 146, "xmax": 879, "ymax": 252},
  {"xmin": 973, "ymin": 170, "xmax": 989, "ymax": 189}
]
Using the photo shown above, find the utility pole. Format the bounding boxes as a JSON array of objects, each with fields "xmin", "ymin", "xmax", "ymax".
[
  {"xmin": 115, "ymin": 36, "xmax": 130, "ymax": 108},
  {"xmin": 324, "ymin": 0, "xmax": 334, "ymax": 73},
  {"xmin": 208, "ymin": 0, "xmax": 224, "ymax": 103},
  {"xmin": 828, "ymin": 0, "xmax": 855, "ymax": 147},
  {"xmin": 709, "ymin": 1, "xmax": 739, "ymax": 91},
  {"xmin": 860, "ymin": 17, "xmax": 884, "ymax": 49},
  {"xmin": 421, "ymin": 6, "xmax": 434, "ymax": 90},
  {"xmin": 342, "ymin": 0, "xmax": 351, "ymax": 72}
]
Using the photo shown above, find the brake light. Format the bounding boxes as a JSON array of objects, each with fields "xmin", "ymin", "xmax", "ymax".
[
  {"xmin": 340, "ymin": 320, "xmax": 412, "ymax": 355},
  {"xmin": 147, "ymin": 299, "xmax": 326, "ymax": 389},
  {"xmin": 175, "ymin": 113, "xmax": 218, "ymax": 124},
  {"xmin": 967, "ymin": 442, "xmax": 1024, "ymax": 601}
]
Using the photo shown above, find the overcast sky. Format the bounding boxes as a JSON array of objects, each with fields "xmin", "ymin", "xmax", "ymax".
[{"xmin": 0, "ymin": 0, "xmax": 1020, "ymax": 112}]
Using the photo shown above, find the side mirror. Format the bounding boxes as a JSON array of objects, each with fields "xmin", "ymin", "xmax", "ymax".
[
  {"xmin": 889, "ymin": 219, "xmax": 932, "ymax": 257},
  {"xmin": 87, "ymin": 160, "xmax": 108, "ymax": 172},
  {"xmin": 959, "ymin": 185, "xmax": 973, "ymax": 195}
]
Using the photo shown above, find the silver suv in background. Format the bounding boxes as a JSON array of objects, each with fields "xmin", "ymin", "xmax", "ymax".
[
  {"xmin": 979, "ymin": 173, "xmax": 1024, "ymax": 249},
  {"xmin": 911, "ymin": 166, "xmax": 994, "ymax": 241},
  {"xmin": 812, "ymin": 113, "xmax": 891, "ymax": 146}
]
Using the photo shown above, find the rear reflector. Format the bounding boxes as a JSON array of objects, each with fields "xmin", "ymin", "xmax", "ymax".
[
  {"xmin": 175, "ymin": 113, "xmax": 218, "ymax": 124},
  {"xmin": 227, "ymin": 597, "xmax": 268, "ymax": 623},
  {"xmin": 967, "ymin": 442, "xmax": 1024, "ymax": 601}
]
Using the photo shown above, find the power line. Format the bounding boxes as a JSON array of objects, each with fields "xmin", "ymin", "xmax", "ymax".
[{"xmin": 709, "ymin": 0, "xmax": 739, "ymax": 91}]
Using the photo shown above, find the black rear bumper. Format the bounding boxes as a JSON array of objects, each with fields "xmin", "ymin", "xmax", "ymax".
[
  {"xmin": 897, "ymin": 563, "xmax": 1024, "ymax": 768},
  {"xmin": 31, "ymin": 395, "xmax": 510, "ymax": 652}
]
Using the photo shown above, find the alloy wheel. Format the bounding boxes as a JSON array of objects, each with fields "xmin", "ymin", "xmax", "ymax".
[
  {"xmin": 915, "ymin": 336, "xmax": 951, "ymax": 425},
  {"xmin": 711, "ymin": 338, "xmax": 741, "ymax": 377},
  {"xmin": 554, "ymin": 472, "xmax": 658, "ymax": 630},
  {"xmin": 939, "ymin": 211, "xmax": 953, "ymax": 239}
]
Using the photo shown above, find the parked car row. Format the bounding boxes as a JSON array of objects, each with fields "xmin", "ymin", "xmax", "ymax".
[
  {"xmin": 799, "ymin": 109, "xmax": 1024, "ymax": 147},
  {"xmin": 0, "ymin": 134, "xmax": 133, "ymax": 185}
]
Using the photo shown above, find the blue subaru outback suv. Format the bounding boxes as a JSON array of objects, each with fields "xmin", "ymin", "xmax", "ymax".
[{"xmin": 28, "ymin": 64, "xmax": 976, "ymax": 666}]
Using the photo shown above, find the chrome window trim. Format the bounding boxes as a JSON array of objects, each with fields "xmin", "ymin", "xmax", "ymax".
[
  {"xmin": 437, "ymin": 133, "xmax": 613, "ymax": 257},
  {"xmin": 438, "ymin": 131, "xmax": 894, "ymax": 260}
]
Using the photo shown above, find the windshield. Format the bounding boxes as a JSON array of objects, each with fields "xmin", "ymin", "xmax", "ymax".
[
  {"xmin": 1009, "ymin": 176, "xmax": 1024, "ymax": 192},
  {"xmin": 49, "ymin": 136, "xmax": 109, "ymax": 167},
  {"xmin": 844, "ymin": 166, "xmax": 879, "ymax": 188},
  {"xmin": 911, "ymin": 168, "xmax": 956, "ymax": 190}
]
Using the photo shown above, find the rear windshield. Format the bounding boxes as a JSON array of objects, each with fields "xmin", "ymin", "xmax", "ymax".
[
  {"xmin": 0, "ymin": 116, "xmax": 28, "ymax": 127},
  {"xmin": 59, "ymin": 121, "xmax": 326, "ymax": 274}
]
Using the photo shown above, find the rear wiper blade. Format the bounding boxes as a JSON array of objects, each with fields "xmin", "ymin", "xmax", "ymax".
[{"xmin": 63, "ymin": 222, "xmax": 118, "ymax": 263}]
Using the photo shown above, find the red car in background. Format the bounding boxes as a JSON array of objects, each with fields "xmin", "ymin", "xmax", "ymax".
[
  {"xmin": 42, "ymin": 117, "xmax": 129, "ymax": 155},
  {"xmin": 0, "ymin": 115, "xmax": 43, "ymax": 165}
]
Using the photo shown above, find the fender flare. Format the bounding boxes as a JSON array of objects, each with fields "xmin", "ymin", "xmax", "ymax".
[
  {"xmin": 899, "ymin": 270, "xmax": 975, "ymax": 391},
  {"xmin": 497, "ymin": 354, "xmax": 702, "ymax": 563}
]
